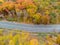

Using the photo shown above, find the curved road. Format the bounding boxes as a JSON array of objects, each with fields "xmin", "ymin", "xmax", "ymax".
[{"xmin": 0, "ymin": 21, "xmax": 60, "ymax": 32}]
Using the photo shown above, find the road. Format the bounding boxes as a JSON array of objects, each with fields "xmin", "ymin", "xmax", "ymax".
[{"xmin": 0, "ymin": 21, "xmax": 60, "ymax": 32}]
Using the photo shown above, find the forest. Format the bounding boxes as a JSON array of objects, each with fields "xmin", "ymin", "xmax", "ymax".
[
  {"xmin": 0, "ymin": 0, "xmax": 60, "ymax": 24},
  {"xmin": 0, "ymin": 0, "xmax": 60, "ymax": 45},
  {"xmin": 0, "ymin": 29, "xmax": 60, "ymax": 45}
]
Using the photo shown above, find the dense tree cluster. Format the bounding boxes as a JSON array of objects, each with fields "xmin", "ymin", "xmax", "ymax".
[
  {"xmin": 0, "ymin": 29, "xmax": 60, "ymax": 45},
  {"xmin": 0, "ymin": 0, "xmax": 60, "ymax": 24}
]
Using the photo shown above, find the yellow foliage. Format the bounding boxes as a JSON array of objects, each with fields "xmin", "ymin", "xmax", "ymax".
[
  {"xmin": 7, "ymin": 32, "xmax": 13, "ymax": 40},
  {"xmin": 33, "ymin": 13, "xmax": 41, "ymax": 19},
  {"xmin": 56, "ymin": 34, "xmax": 60, "ymax": 44},
  {"xmin": 15, "ymin": 3, "xmax": 20, "ymax": 9},
  {"xmin": 30, "ymin": 38, "xmax": 39, "ymax": 45},
  {"xmin": 27, "ymin": 8, "xmax": 36, "ymax": 14},
  {"xmin": 19, "ymin": 42, "xmax": 23, "ymax": 45},
  {"xmin": 0, "ymin": 41, "xmax": 5, "ymax": 45},
  {"xmin": 42, "ymin": 15, "xmax": 50, "ymax": 24},
  {"xmin": 45, "ymin": 10, "xmax": 50, "ymax": 15},
  {"xmin": 9, "ymin": 40, "xmax": 15, "ymax": 45},
  {"xmin": 0, "ymin": 29, "xmax": 3, "ymax": 34},
  {"xmin": 13, "ymin": 34, "xmax": 20, "ymax": 40},
  {"xmin": 21, "ymin": 32, "xmax": 30, "ymax": 40},
  {"xmin": 0, "ymin": 0, "xmax": 4, "ymax": 3},
  {"xmin": 46, "ymin": 41, "xmax": 55, "ymax": 45},
  {"xmin": 0, "ymin": 5, "xmax": 3, "ymax": 11},
  {"xmin": 0, "ymin": 29, "xmax": 60, "ymax": 45},
  {"xmin": 1, "ymin": 2, "xmax": 14, "ymax": 10},
  {"xmin": 27, "ymin": 4, "xmax": 37, "ymax": 15}
]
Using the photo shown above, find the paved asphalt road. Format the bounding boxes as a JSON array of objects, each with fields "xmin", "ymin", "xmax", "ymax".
[{"xmin": 0, "ymin": 21, "xmax": 60, "ymax": 32}]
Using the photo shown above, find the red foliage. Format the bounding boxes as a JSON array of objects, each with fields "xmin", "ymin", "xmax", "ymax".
[
  {"xmin": 16, "ymin": 0, "xmax": 34, "ymax": 10},
  {"xmin": 16, "ymin": 0, "xmax": 33, "ymax": 4},
  {"xmin": 16, "ymin": 0, "xmax": 24, "ymax": 3},
  {"xmin": 19, "ymin": 4, "xmax": 26, "ymax": 10}
]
